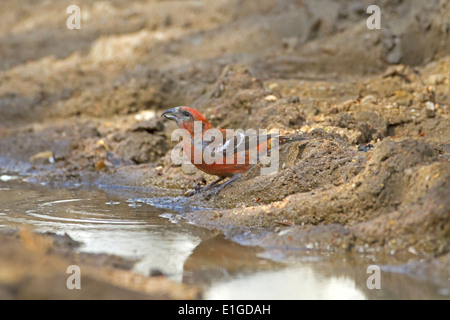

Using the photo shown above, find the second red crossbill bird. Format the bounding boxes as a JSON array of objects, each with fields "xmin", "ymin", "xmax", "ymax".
[{"xmin": 161, "ymin": 106, "xmax": 308, "ymax": 197}]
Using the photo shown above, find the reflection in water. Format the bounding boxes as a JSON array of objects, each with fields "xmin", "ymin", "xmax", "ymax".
[
  {"xmin": 0, "ymin": 176, "xmax": 448, "ymax": 299},
  {"xmin": 183, "ymin": 234, "xmax": 449, "ymax": 299},
  {"xmin": 0, "ymin": 179, "xmax": 204, "ymax": 282},
  {"xmin": 205, "ymin": 266, "xmax": 366, "ymax": 300},
  {"xmin": 183, "ymin": 234, "xmax": 279, "ymax": 287},
  {"xmin": 184, "ymin": 234, "xmax": 366, "ymax": 299}
]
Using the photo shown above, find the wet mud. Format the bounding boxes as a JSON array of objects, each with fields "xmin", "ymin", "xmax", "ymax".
[{"xmin": 0, "ymin": 0, "xmax": 449, "ymax": 298}]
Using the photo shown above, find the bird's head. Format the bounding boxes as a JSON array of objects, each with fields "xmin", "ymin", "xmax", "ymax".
[{"xmin": 161, "ymin": 106, "xmax": 212, "ymax": 136}]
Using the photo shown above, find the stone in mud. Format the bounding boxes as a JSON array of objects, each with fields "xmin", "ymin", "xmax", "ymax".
[
  {"xmin": 115, "ymin": 132, "xmax": 168, "ymax": 164},
  {"xmin": 130, "ymin": 118, "xmax": 165, "ymax": 133}
]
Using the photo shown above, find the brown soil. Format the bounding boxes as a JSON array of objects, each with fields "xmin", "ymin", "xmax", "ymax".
[{"xmin": 0, "ymin": 0, "xmax": 449, "ymax": 297}]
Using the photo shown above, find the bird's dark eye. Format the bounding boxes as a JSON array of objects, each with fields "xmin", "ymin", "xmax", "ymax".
[{"xmin": 183, "ymin": 111, "xmax": 191, "ymax": 117}]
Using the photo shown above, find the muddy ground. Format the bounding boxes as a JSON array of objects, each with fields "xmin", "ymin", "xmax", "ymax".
[{"xmin": 0, "ymin": 0, "xmax": 449, "ymax": 298}]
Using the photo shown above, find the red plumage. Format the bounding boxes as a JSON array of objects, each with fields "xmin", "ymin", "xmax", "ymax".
[{"xmin": 162, "ymin": 106, "xmax": 307, "ymax": 196}]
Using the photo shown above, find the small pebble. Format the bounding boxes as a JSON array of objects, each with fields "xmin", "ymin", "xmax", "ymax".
[
  {"xmin": 264, "ymin": 95, "xmax": 278, "ymax": 101},
  {"xmin": 357, "ymin": 144, "xmax": 374, "ymax": 152},
  {"xmin": 105, "ymin": 201, "xmax": 120, "ymax": 206}
]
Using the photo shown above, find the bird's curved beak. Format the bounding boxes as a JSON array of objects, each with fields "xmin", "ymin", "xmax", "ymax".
[{"xmin": 161, "ymin": 107, "xmax": 179, "ymax": 121}]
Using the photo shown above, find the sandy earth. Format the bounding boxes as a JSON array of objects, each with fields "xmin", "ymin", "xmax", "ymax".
[{"xmin": 0, "ymin": 0, "xmax": 449, "ymax": 298}]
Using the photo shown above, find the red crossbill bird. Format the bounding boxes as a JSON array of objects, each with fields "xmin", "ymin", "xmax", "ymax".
[{"xmin": 162, "ymin": 106, "xmax": 308, "ymax": 197}]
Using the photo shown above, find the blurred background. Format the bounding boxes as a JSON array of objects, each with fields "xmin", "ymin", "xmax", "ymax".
[
  {"xmin": 0, "ymin": 0, "xmax": 448, "ymax": 179},
  {"xmin": 1, "ymin": 0, "xmax": 448, "ymax": 120},
  {"xmin": 0, "ymin": 0, "xmax": 449, "ymax": 300}
]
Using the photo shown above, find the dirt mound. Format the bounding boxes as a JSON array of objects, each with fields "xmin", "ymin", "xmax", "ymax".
[{"xmin": 185, "ymin": 139, "xmax": 449, "ymax": 256}]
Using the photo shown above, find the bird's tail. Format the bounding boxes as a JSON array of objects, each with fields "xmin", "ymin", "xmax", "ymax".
[{"xmin": 279, "ymin": 135, "xmax": 308, "ymax": 145}]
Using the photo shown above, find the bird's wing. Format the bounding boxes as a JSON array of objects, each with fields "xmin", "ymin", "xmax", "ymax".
[{"xmin": 214, "ymin": 131, "xmax": 278, "ymax": 158}]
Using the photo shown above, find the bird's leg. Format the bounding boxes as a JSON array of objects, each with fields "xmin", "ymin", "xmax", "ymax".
[
  {"xmin": 185, "ymin": 176, "xmax": 225, "ymax": 197},
  {"xmin": 207, "ymin": 174, "xmax": 242, "ymax": 199}
]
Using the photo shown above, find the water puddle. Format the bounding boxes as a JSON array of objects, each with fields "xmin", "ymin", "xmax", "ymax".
[
  {"xmin": 0, "ymin": 178, "xmax": 203, "ymax": 282},
  {"xmin": 205, "ymin": 266, "xmax": 367, "ymax": 300},
  {"xmin": 0, "ymin": 175, "xmax": 447, "ymax": 299}
]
